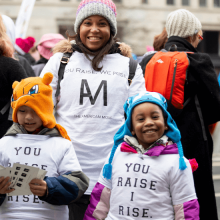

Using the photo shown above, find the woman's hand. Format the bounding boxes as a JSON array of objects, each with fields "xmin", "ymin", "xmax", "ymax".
[
  {"xmin": 29, "ymin": 179, "xmax": 48, "ymax": 197},
  {"xmin": 0, "ymin": 176, "xmax": 14, "ymax": 194}
]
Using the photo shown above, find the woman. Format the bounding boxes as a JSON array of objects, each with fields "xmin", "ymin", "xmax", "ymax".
[
  {"xmin": 140, "ymin": 9, "xmax": 220, "ymax": 220},
  {"xmin": 0, "ymin": 15, "xmax": 27, "ymax": 138},
  {"xmin": 40, "ymin": 0, "xmax": 145, "ymax": 219}
]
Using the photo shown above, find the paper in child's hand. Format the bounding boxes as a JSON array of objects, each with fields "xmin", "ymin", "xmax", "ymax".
[
  {"xmin": 0, "ymin": 163, "xmax": 48, "ymax": 196},
  {"xmin": 11, "ymin": 163, "xmax": 39, "ymax": 191}
]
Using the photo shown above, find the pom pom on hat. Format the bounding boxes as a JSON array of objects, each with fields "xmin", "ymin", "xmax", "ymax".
[
  {"xmin": 12, "ymin": 81, "xmax": 19, "ymax": 89},
  {"xmin": 189, "ymin": 158, "xmax": 198, "ymax": 172},
  {"xmin": 42, "ymin": 72, "xmax": 53, "ymax": 85},
  {"xmin": 166, "ymin": 9, "xmax": 202, "ymax": 38},
  {"xmin": 74, "ymin": 0, "xmax": 117, "ymax": 36},
  {"xmin": 15, "ymin": 36, "xmax": 36, "ymax": 54},
  {"xmin": 103, "ymin": 163, "xmax": 112, "ymax": 180}
]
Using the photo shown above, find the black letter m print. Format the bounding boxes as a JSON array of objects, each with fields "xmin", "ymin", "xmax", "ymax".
[{"xmin": 80, "ymin": 79, "xmax": 107, "ymax": 106}]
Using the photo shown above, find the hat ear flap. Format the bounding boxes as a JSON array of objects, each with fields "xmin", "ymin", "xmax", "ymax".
[
  {"xmin": 12, "ymin": 81, "xmax": 19, "ymax": 89},
  {"xmin": 42, "ymin": 72, "xmax": 53, "ymax": 85}
]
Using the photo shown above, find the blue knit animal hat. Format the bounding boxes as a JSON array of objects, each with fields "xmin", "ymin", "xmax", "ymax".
[{"xmin": 103, "ymin": 91, "xmax": 187, "ymax": 180}]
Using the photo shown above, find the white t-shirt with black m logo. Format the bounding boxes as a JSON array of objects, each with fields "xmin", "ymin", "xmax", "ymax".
[{"xmin": 40, "ymin": 52, "xmax": 146, "ymax": 193}]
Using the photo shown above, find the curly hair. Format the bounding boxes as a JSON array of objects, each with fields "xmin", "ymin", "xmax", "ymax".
[{"xmin": 0, "ymin": 15, "xmax": 14, "ymax": 58}]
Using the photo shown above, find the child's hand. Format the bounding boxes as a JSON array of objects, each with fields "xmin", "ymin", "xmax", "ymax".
[
  {"xmin": 29, "ymin": 179, "xmax": 47, "ymax": 197},
  {"xmin": 0, "ymin": 177, "xmax": 15, "ymax": 194}
]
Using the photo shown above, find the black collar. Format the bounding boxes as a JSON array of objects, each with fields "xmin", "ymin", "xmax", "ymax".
[{"xmin": 165, "ymin": 36, "xmax": 198, "ymax": 52}]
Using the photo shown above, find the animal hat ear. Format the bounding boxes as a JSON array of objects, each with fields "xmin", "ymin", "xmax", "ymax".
[
  {"xmin": 12, "ymin": 81, "xmax": 19, "ymax": 89},
  {"xmin": 42, "ymin": 72, "xmax": 53, "ymax": 85}
]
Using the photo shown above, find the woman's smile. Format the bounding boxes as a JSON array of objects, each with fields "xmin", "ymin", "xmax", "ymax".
[{"xmin": 87, "ymin": 36, "xmax": 102, "ymax": 41}]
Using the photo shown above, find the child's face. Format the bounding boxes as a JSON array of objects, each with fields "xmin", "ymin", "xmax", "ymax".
[
  {"xmin": 131, "ymin": 102, "xmax": 168, "ymax": 149},
  {"xmin": 79, "ymin": 15, "xmax": 111, "ymax": 51},
  {"xmin": 17, "ymin": 106, "xmax": 43, "ymax": 132}
]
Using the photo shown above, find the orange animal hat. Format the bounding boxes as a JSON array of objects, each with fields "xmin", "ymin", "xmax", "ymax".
[{"xmin": 11, "ymin": 72, "xmax": 71, "ymax": 141}]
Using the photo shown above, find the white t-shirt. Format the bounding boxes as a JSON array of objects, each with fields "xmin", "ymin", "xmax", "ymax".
[
  {"xmin": 40, "ymin": 52, "xmax": 146, "ymax": 193},
  {"xmin": 98, "ymin": 147, "xmax": 197, "ymax": 220},
  {"xmin": 0, "ymin": 134, "xmax": 81, "ymax": 220}
]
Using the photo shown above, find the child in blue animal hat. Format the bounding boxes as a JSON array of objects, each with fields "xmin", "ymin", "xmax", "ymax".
[{"xmin": 84, "ymin": 91, "xmax": 199, "ymax": 220}]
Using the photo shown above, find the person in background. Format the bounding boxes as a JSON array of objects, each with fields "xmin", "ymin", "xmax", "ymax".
[
  {"xmin": 40, "ymin": 0, "xmax": 145, "ymax": 219},
  {"xmin": 0, "ymin": 15, "xmax": 27, "ymax": 138},
  {"xmin": 140, "ymin": 9, "xmax": 220, "ymax": 220},
  {"xmin": 29, "ymin": 45, "xmax": 40, "ymax": 62},
  {"xmin": 153, "ymin": 27, "xmax": 168, "ymax": 51},
  {"xmin": 32, "ymin": 33, "xmax": 65, "ymax": 76},
  {"xmin": 15, "ymin": 36, "xmax": 36, "ymax": 65},
  {"xmin": 2, "ymin": 14, "xmax": 35, "ymax": 77}
]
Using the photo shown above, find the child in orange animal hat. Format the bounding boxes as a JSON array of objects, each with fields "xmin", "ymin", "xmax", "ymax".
[{"xmin": 0, "ymin": 72, "xmax": 89, "ymax": 220}]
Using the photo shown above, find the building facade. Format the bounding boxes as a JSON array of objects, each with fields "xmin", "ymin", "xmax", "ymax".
[{"xmin": 1, "ymin": 0, "xmax": 220, "ymax": 69}]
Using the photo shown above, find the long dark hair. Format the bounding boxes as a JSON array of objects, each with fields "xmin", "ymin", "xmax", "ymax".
[
  {"xmin": 67, "ymin": 30, "xmax": 117, "ymax": 71},
  {"xmin": 153, "ymin": 28, "xmax": 168, "ymax": 51}
]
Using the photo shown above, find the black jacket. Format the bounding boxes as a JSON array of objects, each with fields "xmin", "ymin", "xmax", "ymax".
[
  {"xmin": 22, "ymin": 53, "xmax": 36, "ymax": 65},
  {"xmin": 0, "ymin": 56, "xmax": 27, "ymax": 138},
  {"xmin": 32, "ymin": 57, "xmax": 48, "ymax": 76},
  {"xmin": 16, "ymin": 54, "xmax": 35, "ymax": 77},
  {"xmin": 140, "ymin": 36, "xmax": 220, "ymax": 220}
]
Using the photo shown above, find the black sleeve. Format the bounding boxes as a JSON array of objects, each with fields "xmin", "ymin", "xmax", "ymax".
[
  {"xmin": 7, "ymin": 57, "xmax": 28, "ymax": 85},
  {"xmin": 0, "ymin": 57, "xmax": 27, "ymax": 112},
  {"xmin": 17, "ymin": 55, "xmax": 35, "ymax": 77},
  {"xmin": 139, "ymin": 53, "xmax": 155, "ymax": 77},
  {"xmin": 188, "ymin": 53, "xmax": 220, "ymax": 125}
]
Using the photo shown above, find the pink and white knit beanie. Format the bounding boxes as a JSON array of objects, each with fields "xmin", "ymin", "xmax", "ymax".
[{"xmin": 74, "ymin": 0, "xmax": 117, "ymax": 36}]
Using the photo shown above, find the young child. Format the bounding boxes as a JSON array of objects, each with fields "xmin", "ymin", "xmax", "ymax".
[
  {"xmin": 0, "ymin": 72, "xmax": 89, "ymax": 219},
  {"xmin": 84, "ymin": 91, "xmax": 199, "ymax": 220}
]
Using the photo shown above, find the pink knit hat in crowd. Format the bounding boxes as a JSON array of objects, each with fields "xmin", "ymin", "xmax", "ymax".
[
  {"xmin": 38, "ymin": 33, "xmax": 65, "ymax": 60},
  {"xmin": 15, "ymin": 36, "xmax": 36, "ymax": 54}
]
